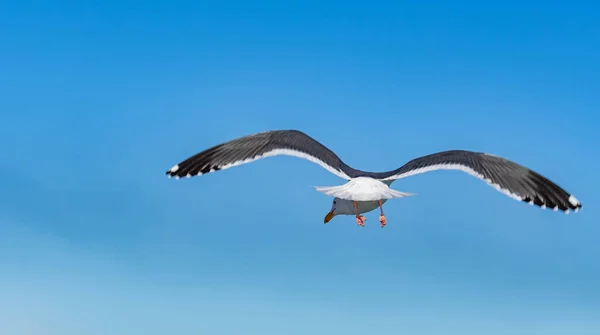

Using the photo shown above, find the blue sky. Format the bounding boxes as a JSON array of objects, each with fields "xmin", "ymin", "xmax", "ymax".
[{"xmin": 1, "ymin": 1, "xmax": 599, "ymax": 334}]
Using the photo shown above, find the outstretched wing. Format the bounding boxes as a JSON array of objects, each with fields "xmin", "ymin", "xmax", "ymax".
[
  {"xmin": 165, "ymin": 130, "xmax": 354, "ymax": 180},
  {"xmin": 372, "ymin": 150, "xmax": 582, "ymax": 213}
]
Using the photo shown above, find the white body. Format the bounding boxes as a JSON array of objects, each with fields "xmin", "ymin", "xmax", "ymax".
[
  {"xmin": 332, "ymin": 198, "xmax": 390, "ymax": 216},
  {"xmin": 317, "ymin": 178, "xmax": 415, "ymax": 218}
]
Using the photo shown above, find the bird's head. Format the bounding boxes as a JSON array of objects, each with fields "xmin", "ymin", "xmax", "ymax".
[{"xmin": 324, "ymin": 197, "xmax": 354, "ymax": 223}]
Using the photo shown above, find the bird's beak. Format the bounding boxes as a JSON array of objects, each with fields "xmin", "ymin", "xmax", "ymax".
[{"xmin": 324, "ymin": 210, "xmax": 335, "ymax": 224}]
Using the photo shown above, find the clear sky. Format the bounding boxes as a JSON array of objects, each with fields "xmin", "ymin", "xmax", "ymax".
[{"xmin": 1, "ymin": 1, "xmax": 599, "ymax": 334}]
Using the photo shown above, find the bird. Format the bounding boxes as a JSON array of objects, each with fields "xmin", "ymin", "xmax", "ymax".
[{"xmin": 165, "ymin": 129, "xmax": 582, "ymax": 228}]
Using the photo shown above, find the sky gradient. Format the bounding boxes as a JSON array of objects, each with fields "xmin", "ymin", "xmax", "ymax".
[{"xmin": 1, "ymin": 1, "xmax": 599, "ymax": 334}]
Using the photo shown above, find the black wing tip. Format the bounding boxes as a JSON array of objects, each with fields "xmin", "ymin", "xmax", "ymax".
[
  {"xmin": 165, "ymin": 164, "xmax": 184, "ymax": 179},
  {"xmin": 165, "ymin": 162, "xmax": 223, "ymax": 179},
  {"xmin": 165, "ymin": 171, "xmax": 192, "ymax": 179},
  {"xmin": 521, "ymin": 194, "xmax": 582, "ymax": 214}
]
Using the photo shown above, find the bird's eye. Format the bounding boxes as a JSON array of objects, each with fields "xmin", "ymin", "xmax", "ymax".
[{"xmin": 333, "ymin": 201, "xmax": 336, "ymax": 204}]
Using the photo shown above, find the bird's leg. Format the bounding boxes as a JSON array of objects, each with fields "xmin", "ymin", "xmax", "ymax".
[
  {"xmin": 353, "ymin": 201, "xmax": 366, "ymax": 227},
  {"xmin": 378, "ymin": 200, "xmax": 387, "ymax": 228}
]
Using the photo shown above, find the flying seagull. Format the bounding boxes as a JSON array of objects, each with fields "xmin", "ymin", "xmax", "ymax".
[{"xmin": 165, "ymin": 129, "xmax": 582, "ymax": 228}]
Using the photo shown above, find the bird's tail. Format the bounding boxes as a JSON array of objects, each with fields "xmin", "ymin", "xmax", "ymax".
[
  {"xmin": 387, "ymin": 188, "xmax": 416, "ymax": 198},
  {"xmin": 314, "ymin": 184, "xmax": 415, "ymax": 201}
]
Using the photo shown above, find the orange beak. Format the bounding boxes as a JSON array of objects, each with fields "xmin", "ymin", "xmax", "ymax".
[{"xmin": 324, "ymin": 210, "xmax": 335, "ymax": 223}]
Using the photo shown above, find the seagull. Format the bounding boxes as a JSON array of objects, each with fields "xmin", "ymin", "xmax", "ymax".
[{"xmin": 165, "ymin": 129, "xmax": 582, "ymax": 228}]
